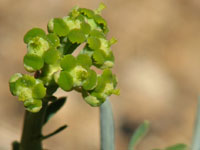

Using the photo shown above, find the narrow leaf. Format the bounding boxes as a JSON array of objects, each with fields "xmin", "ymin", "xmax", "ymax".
[
  {"xmin": 42, "ymin": 125, "xmax": 67, "ymax": 140},
  {"xmin": 43, "ymin": 97, "xmax": 67, "ymax": 125},
  {"xmin": 128, "ymin": 121, "xmax": 149, "ymax": 150},
  {"xmin": 192, "ymin": 97, "xmax": 200, "ymax": 150},
  {"xmin": 165, "ymin": 144, "xmax": 187, "ymax": 150},
  {"xmin": 100, "ymin": 99, "xmax": 115, "ymax": 150}
]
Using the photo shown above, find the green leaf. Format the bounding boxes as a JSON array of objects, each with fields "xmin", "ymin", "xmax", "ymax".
[
  {"xmin": 68, "ymin": 29, "xmax": 86, "ymax": 44},
  {"xmin": 46, "ymin": 85, "xmax": 58, "ymax": 95},
  {"xmin": 81, "ymin": 22, "xmax": 91, "ymax": 34},
  {"xmin": 43, "ymin": 48, "xmax": 60, "ymax": 64},
  {"xmin": 128, "ymin": 121, "xmax": 150, "ymax": 150},
  {"xmin": 83, "ymin": 69, "xmax": 97, "ymax": 90},
  {"xmin": 42, "ymin": 125, "xmax": 68, "ymax": 140},
  {"xmin": 46, "ymin": 33, "xmax": 60, "ymax": 47},
  {"xmin": 57, "ymin": 71, "xmax": 73, "ymax": 91},
  {"xmin": 32, "ymin": 83, "xmax": 46, "ymax": 99},
  {"xmin": 43, "ymin": 97, "xmax": 67, "ymax": 125},
  {"xmin": 53, "ymin": 18, "xmax": 69, "ymax": 36},
  {"xmin": 100, "ymin": 99, "xmax": 115, "ymax": 150},
  {"xmin": 77, "ymin": 54, "xmax": 92, "ymax": 67},
  {"xmin": 102, "ymin": 69, "xmax": 113, "ymax": 81},
  {"xmin": 24, "ymin": 28, "xmax": 46, "ymax": 44},
  {"xmin": 60, "ymin": 54, "xmax": 76, "ymax": 71},
  {"xmin": 24, "ymin": 54, "xmax": 44, "ymax": 72},
  {"xmin": 24, "ymin": 99, "xmax": 42, "ymax": 113},
  {"xmin": 90, "ymin": 29, "xmax": 105, "ymax": 38},
  {"xmin": 95, "ymin": 76, "xmax": 106, "ymax": 92},
  {"xmin": 78, "ymin": 8, "xmax": 95, "ymax": 18},
  {"xmin": 165, "ymin": 144, "xmax": 187, "ymax": 150},
  {"xmin": 93, "ymin": 49, "xmax": 106, "ymax": 65},
  {"xmin": 87, "ymin": 36, "xmax": 101, "ymax": 50},
  {"xmin": 94, "ymin": 15, "xmax": 107, "ymax": 28}
]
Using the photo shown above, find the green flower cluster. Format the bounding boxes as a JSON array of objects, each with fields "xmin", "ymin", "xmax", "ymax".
[
  {"xmin": 9, "ymin": 73, "xmax": 46, "ymax": 112},
  {"xmin": 9, "ymin": 3, "xmax": 119, "ymax": 112}
]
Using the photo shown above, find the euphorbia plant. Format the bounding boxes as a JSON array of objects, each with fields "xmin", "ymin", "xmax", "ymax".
[{"xmin": 9, "ymin": 3, "xmax": 119, "ymax": 150}]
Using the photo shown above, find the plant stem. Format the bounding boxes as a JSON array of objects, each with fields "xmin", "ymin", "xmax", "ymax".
[
  {"xmin": 100, "ymin": 99, "xmax": 115, "ymax": 150},
  {"xmin": 19, "ymin": 102, "xmax": 48, "ymax": 150}
]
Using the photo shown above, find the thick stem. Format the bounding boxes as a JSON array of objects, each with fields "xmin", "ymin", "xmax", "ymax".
[
  {"xmin": 100, "ymin": 99, "xmax": 115, "ymax": 150},
  {"xmin": 19, "ymin": 102, "xmax": 48, "ymax": 150}
]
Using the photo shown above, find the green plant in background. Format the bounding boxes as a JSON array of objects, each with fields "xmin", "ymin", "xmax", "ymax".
[{"xmin": 9, "ymin": 3, "xmax": 119, "ymax": 150}]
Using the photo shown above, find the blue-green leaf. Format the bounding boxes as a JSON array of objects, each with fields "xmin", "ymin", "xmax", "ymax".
[
  {"xmin": 165, "ymin": 144, "xmax": 187, "ymax": 150},
  {"xmin": 128, "ymin": 121, "xmax": 150, "ymax": 150}
]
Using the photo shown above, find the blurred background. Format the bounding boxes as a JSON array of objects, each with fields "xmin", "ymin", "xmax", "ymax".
[{"xmin": 0, "ymin": 0, "xmax": 200, "ymax": 149}]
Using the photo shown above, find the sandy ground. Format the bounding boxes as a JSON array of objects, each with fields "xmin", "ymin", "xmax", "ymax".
[{"xmin": 1, "ymin": 0, "xmax": 200, "ymax": 149}]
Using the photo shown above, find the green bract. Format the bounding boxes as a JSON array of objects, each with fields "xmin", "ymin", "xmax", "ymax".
[{"xmin": 9, "ymin": 3, "xmax": 119, "ymax": 112}]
